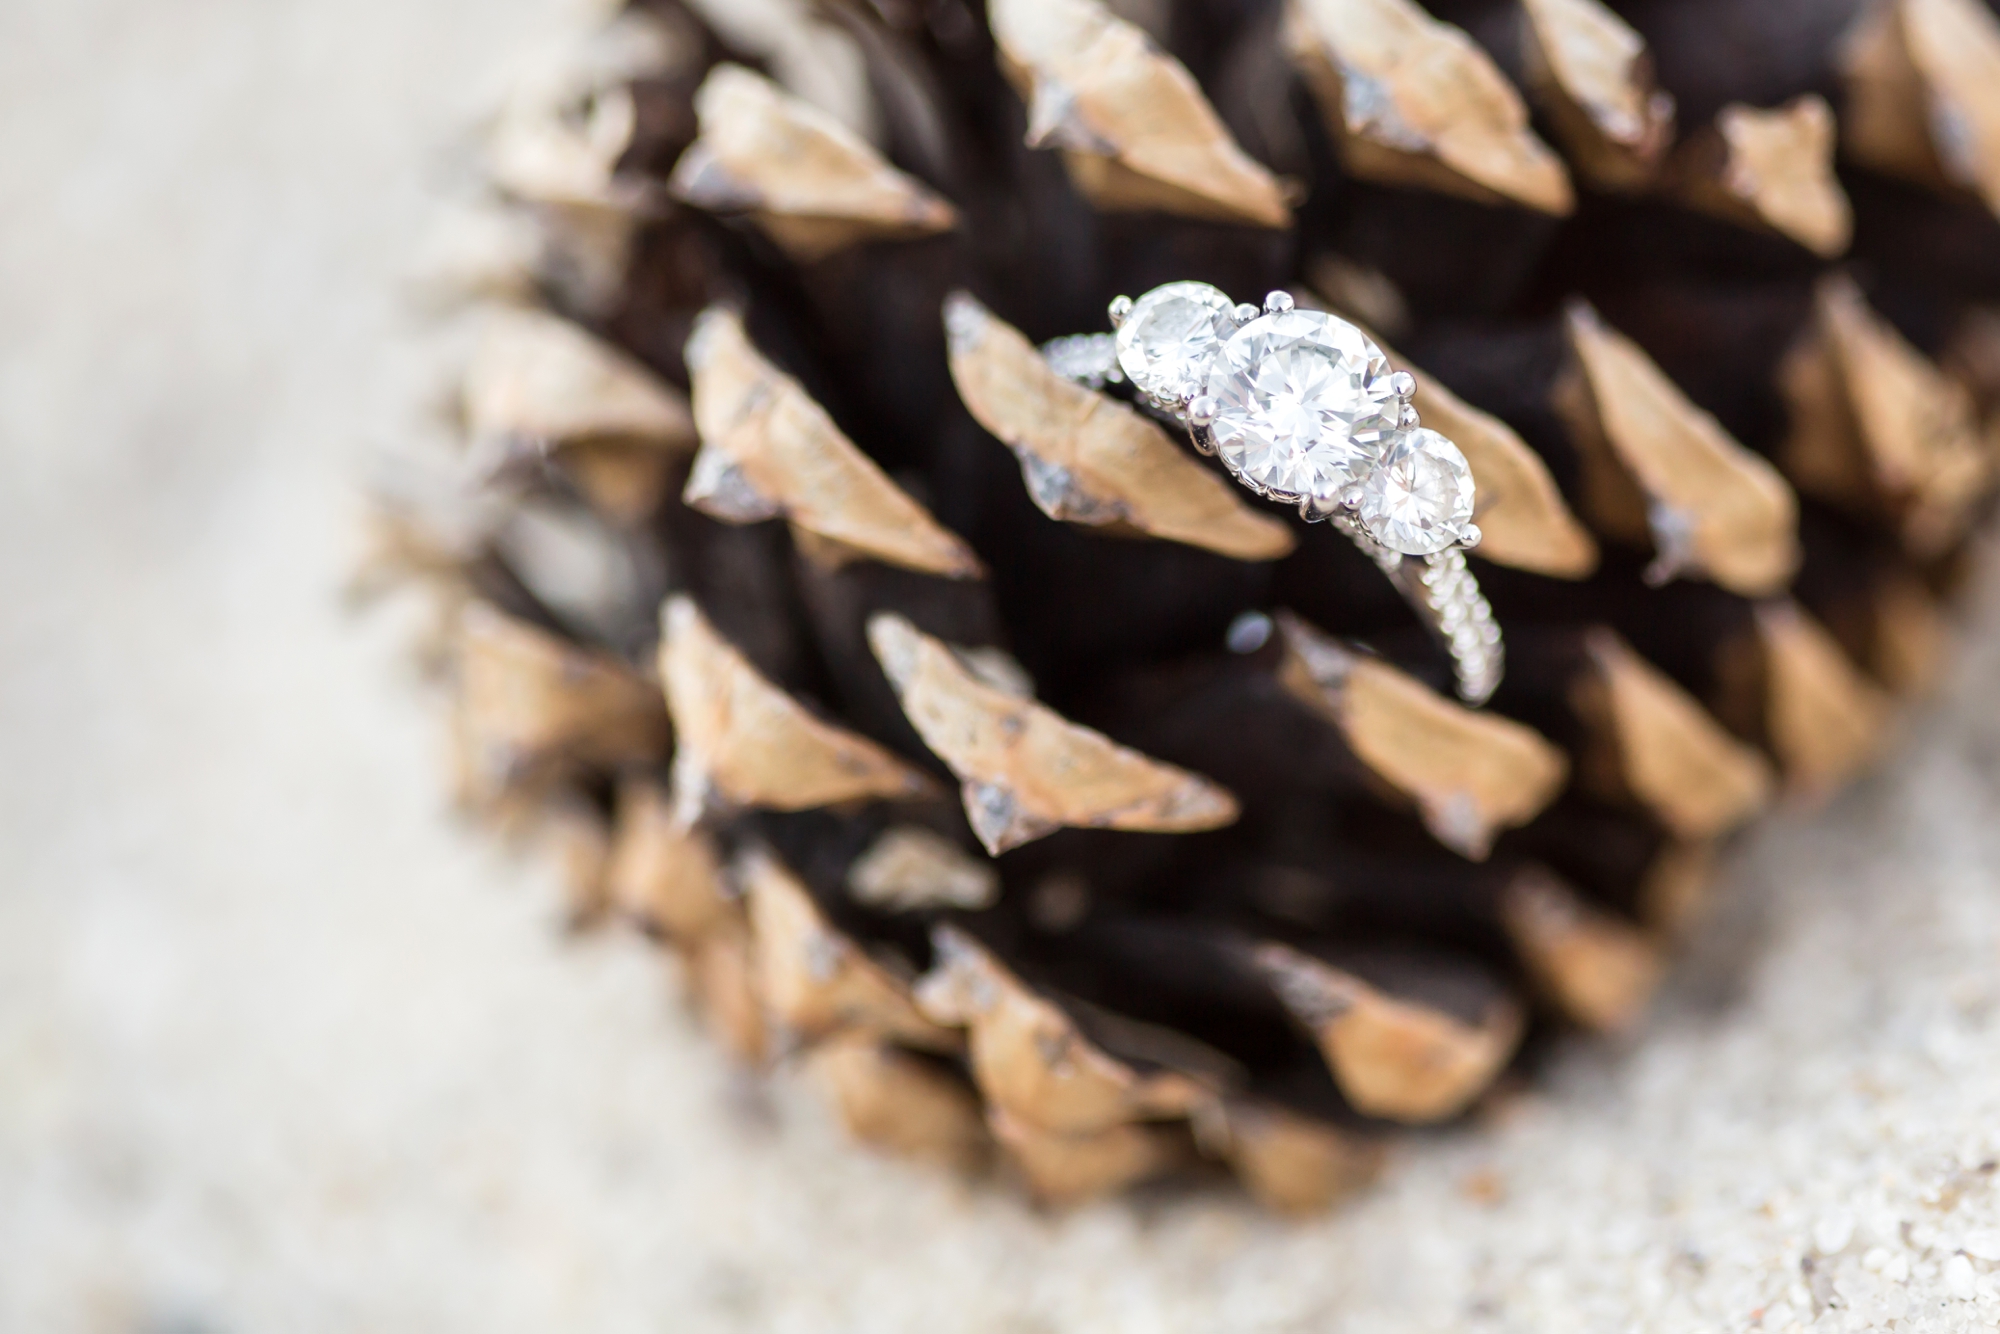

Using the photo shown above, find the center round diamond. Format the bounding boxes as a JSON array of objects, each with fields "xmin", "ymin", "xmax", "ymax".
[
  {"xmin": 1204, "ymin": 309, "xmax": 1398, "ymax": 502},
  {"xmin": 1358, "ymin": 427, "xmax": 1476, "ymax": 555},
  {"xmin": 1114, "ymin": 281, "xmax": 1238, "ymax": 404}
]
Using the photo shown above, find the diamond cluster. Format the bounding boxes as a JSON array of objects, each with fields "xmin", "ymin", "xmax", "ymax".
[{"xmin": 1112, "ymin": 282, "xmax": 1476, "ymax": 556}]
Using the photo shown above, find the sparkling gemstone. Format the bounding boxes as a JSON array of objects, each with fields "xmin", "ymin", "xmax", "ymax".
[
  {"xmin": 1358, "ymin": 427, "xmax": 1476, "ymax": 555},
  {"xmin": 1114, "ymin": 281, "xmax": 1238, "ymax": 403},
  {"xmin": 1204, "ymin": 309, "xmax": 1398, "ymax": 501}
]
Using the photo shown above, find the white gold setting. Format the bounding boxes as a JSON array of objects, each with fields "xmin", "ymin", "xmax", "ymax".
[{"xmin": 1045, "ymin": 282, "xmax": 1503, "ymax": 704}]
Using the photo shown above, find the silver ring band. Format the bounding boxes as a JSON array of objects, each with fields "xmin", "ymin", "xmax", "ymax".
[
  {"xmin": 1043, "ymin": 286, "xmax": 1504, "ymax": 704},
  {"xmin": 1040, "ymin": 331, "xmax": 1121, "ymax": 390},
  {"xmin": 1330, "ymin": 514, "xmax": 1504, "ymax": 705}
]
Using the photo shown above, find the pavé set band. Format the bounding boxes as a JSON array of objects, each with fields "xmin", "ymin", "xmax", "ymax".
[{"xmin": 1044, "ymin": 283, "xmax": 1504, "ymax": 704}]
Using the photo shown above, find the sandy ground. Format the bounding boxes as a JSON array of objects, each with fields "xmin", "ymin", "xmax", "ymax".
[{"xmin": 5, "ymin": 1, "xmax": 2000, "ymax": 1330}]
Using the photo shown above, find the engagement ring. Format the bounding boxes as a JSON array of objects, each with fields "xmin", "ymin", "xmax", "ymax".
[{"xmin": 1046, "ymin": 283, "xmax": 1503, "ymax": 704}]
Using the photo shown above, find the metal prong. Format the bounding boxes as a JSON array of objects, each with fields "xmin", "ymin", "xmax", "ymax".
[
  {"xmin": 1264, "ymin": 290, "xmax": 1295, "ymax": 315},
  {"xmin": 1340, "ymin": 483, "xmax": 1365, "ymax": 510},
  {"xmin": 1300, "ymin": 482, "xmax": 1342, "ymax": 521},
  {"xmin": 1187, "ymin": 394, "xmax": 1217, "ymax": 427},
  {"xmin": 1389, "ymin": 370, "xmax": 1416, "ymax": 398},
  {"xmin": 1460, "ymin": 523, "xmax": 1483, "ymax": 549},
  {"xmin": 1398, "ymin": 403, "xmax": 1421, "ymax": 428},
  {"xmin": 1108, "ymin": 295, "xmax": 1133, "ymax": 328},
  {"xmin": 1190, "ymin": 424, "xmax": 1217, "ymax": 456},
  {"xmin": 1233, "ymin": 302, "xmax": 1260, "ymax": 324}
]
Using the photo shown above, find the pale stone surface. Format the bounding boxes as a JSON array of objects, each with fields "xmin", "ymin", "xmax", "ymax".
[
  {"xmin": 5, "ymin": 1, "xmax": 2000, "ymax": 1331},
  {"xmin": 1207, "ymin": 308, "xmax": 1399, "ymax": 501}
]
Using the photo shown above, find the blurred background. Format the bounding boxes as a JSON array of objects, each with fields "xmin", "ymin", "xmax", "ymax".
[{"xmin": 5, "ymin": 0, "xmax": 2000, "ymax": 1331}]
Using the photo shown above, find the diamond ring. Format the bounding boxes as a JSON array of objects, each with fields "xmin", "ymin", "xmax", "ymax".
[{"xmin": 1044, "ymin": 283, "xmax": 1504, "ymax": 704}]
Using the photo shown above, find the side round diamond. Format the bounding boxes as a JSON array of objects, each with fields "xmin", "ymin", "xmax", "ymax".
[
  {"xmin": 1204, "ymin": 309, "xmax": 1399, "ymax": 502},
  {"xmin": 1358, "ymin": 427, "xmax": 1476, "ymax": 555},
  {"xmin": 1114, "ymin": 281, "xmax": 1238, "ymax": 404}
]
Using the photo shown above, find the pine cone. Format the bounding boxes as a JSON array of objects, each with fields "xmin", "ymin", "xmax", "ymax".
[{"xmin": 371, "ymin": 0, "xmax": 2000, "ymax": 1211}]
